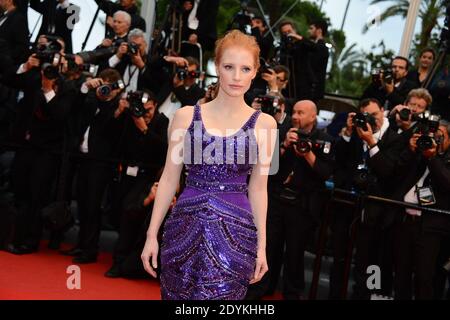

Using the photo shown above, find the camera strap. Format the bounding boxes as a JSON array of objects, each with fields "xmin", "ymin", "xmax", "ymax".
[{"xmin": 123, "ymin": 65, "xmax": 139, "ymax": 90}]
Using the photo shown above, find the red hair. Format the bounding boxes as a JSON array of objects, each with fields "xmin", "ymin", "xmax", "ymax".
[{"xmin": 214, "ymin": 29, "xmax": 260, "ymax": 70}]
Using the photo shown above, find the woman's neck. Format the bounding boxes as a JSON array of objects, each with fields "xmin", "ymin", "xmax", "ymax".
[
  {"xmin": 419, "ymin": 66, "xmax": 429, "ymax": 74},
  {"xmin": 207, "ymin": 89, "xmax": 248, "ymax": 116}
]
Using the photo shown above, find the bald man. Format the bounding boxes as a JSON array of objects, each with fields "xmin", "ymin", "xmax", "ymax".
[{"xmin": 246, "ymin": 100, "xmax": 335, "ymax": 300}]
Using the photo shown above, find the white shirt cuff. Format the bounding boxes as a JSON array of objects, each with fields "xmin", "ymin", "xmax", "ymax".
[
  {"xmin": 109, "ymin": 55, "xmax": 121, "ymax": 68},
  {"xmin": 369, "ymin": 145, "xmax": 380, "ymax": 157},
  {"xmin": 43, "ymin": 90, "xmax": 56, "ymax": 102},
  {"xmin": 80, "ymin": 83, "xmax": 89, "ymax": 94},
  {"xmin": 17, "ymin": 63, "xmax": 27, "ymax": 74}
]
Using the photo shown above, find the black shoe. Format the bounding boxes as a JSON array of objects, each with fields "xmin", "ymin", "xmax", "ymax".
[
  {"xmin": 104, "ymin": 263, "xmax": 121, "ymax": 278},
  {"xmin": 6, "ymin": 244, "xmax": 38, "ymax": 255},
  {"xmin": 72, "ymin": 254, "xmax": 97, "ymax": 264},
  {"xmin": 60, "ymin": 246, "xmax": 83, "ymax": 257}
]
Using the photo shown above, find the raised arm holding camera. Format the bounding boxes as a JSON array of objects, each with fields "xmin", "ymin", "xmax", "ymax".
[
  {"xmin": 362, "ymin": 56, "xmax": 418, "ymax": 110},
  {"xmin": 333, "ymin": 98, "xmax": 403, "ymax": 299}
]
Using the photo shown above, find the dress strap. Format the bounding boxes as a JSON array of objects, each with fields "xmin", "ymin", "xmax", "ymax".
[
  {"xmin": 246, "ymin": 110, "xmax": 262, "ymax": 130},
  {"xmin": 192, "ymin": 103, "xmax": 201, "ymax": 122}
]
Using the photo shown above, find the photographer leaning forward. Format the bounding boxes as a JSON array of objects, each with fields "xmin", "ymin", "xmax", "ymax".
[
  {"xmin": 3, "ymin": 38, "xmax": 78, "ymax": 254},
  {"xmin": 362, "ymin": 56, "xmax": 418, "ymax": 111},
  {"xmin": 104, "ymin": 90, "xmax": 169, "ymax": 278},
  {"xmin": 333, "ymin": 98, "xmax": 404, "ymax": 299},
  {"xmin": 392, "ymin": 120, "xmax": 450, "ymax": 300},
  {"xmin": 246, "ymin": 100, "xmax": 335, "ymax": 300},
  {"xmin": 59, "ymin": 69, "xmax": 126, "ymax": 263},
  {"xmin": 156, "ymin": 55, "xmax": 205, "ymax": 123}
]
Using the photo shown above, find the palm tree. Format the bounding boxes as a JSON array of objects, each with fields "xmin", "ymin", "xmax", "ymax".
[{"xmin": 362, "ymin": 0, "xmax": 445, "ymax": 54}]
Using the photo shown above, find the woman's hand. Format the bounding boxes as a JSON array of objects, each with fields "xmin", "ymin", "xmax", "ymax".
[
  {"xmin": 249, "ymin": 249, "xmax": 268, "ymax": 284},
  {"xmin": 141, "ymin": 236, "xmax": 159, "ymax": 278}
]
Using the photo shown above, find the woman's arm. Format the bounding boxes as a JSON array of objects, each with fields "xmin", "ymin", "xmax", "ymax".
[
  {"xmin": 141, "ymin": 106, "xmax": 193, "ymax": 277},
  {"xmin": 248, "ymin": 113, "xmax": 277, "ymax": 284}
]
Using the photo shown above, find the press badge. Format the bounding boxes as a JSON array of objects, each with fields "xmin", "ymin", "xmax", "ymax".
[
  {"xmin": 416, "ymin": 186, "xmax": 436, "ymax": 206},
  {"xmin": 126, "ymin": 166, "xmax": 139, "ymax": 177}
]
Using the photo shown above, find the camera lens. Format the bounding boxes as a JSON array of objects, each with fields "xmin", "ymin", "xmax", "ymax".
[
  {"xmin": 416, "ymin": 135, "xmax": 434, "ymax": 152},
  {"xmin": 398, "ymin": 108, "xmax": 411, "ymax": 121},
  {"xmin": 98, "ymin": 85, "xmax": 112, "ymax": 97}
]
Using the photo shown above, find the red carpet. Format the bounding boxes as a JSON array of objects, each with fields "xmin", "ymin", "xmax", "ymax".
[{"xmin": 0, "ymin": 242, "xmax": 282, "ymax": 300}]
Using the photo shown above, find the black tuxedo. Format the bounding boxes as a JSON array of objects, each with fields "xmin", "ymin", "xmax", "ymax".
[
  {"xmin": 0, "ymin": 8, "xmax": 29, "ymax": 64},
  {"xmin": 392, "ymin": 147, "xmax": 450, "ymax": 299},
  {"xmin": 333, "ymin": 123, "xmax": 403, "ymax": 299},
  {"xmin": 30, "ymin": 0, "xmax": 78, "ymax": 53}
]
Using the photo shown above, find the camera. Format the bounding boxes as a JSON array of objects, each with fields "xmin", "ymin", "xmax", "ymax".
[
  {"xmin": 398, "ymin": 108, "xmax": 411, "ymax": 121},
  {"xmin": 34, "ymin": 37, "xmax": 63, "ymax": 80},
  {"xmin": 295, "ymin": 130, "xmax": 331, "ymax": 154},
  {"xmin": 176, "ymin": 67, "xmax": 200, "ymax": 81},
  {"xmin": 280, "ymin": 34, "xmax": 296, "ymax": 52},
  {"xmin": 126, "ymin": 91, "xmax": 150, "ymax": 117},
  {"xmin": 127, "ymin": 42, "xmax": 140, "ymax": 55},
  {"xmin": 413, "ymin": 111, "xmax": 441, "ymax": 152},
  {"xmin": 371, "ymin": 68, "xmax": 393, "ymax": 85},
  {"xmin": 98, "ymin": 80, "xmax": 125, "ymax": 97},
  {"xmin": 65, "ymin": 55, "xmax": 99, "ymax": 76},
  {"xmin": 352, "ymin": 112, "xmax": 377, "ymax": 131},
  {"xmin": 257, "ymin": 94, "xmax": 280, "ymax": 116},
  {"xmin": 259, "ymin": 58, "xmax": 275, "ymax": 75}
]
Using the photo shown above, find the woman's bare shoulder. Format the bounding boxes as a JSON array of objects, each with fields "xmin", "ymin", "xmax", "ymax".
[
  {"xmin": 171, "ymin": 105, "xmax": 196, "ymax": 130},
  {"xmin": 255, "ymin": 112, "xmax": 277, "ymax": 130}
]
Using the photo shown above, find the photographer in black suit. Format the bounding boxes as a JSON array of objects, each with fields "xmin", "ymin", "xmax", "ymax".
[
  {"xmin": 362, "ymin": 56, "xmax": 418, "ymax": 110},
  {"xmin": 333, "ymin": 98, "xmax": 403, "ymax": 299},
  {"xmin": 393, "ymin": 120, "xmax": 450, "ymax": 300},
  {"xmin": 63, "ymin": 68, "xmax": 126, "ymax": 263},
  {"xmin": 0, "ymin": 0, "xmax": 29, "ymax": 64},
  {"xmin": 95, "ymin": 0, "xmax": 145, "ymax": 38},
  {"xmin": 104, "ymin": 90, "xmax": 169, "ymax": 277},
  {"xmin": 4, "ymin": 49, "xmax": 77, "ymax": 254},
  {"xmin": 247, "ymin": 100, "xmax": 335, "ymax": 300},
  {"xmin": 30, "ymin": 0, "xmax": 80, "ymax": 54}
]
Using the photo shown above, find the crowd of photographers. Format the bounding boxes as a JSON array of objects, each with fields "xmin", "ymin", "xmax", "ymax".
[{"xmin": 0, "ymin": 0, "xmax": 450, "ymax": 300}]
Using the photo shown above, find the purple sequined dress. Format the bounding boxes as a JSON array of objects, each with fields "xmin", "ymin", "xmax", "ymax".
[{"xmin": 160, "ymin": 103, "xmax": 262, "ymax": 300}]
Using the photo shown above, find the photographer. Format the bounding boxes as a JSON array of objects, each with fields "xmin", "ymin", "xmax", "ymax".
[
  {"xmin": 277, "ymin": 20, "xmax": 329, "ymax": 102},
  {"xmin": 78, "ymin": 11, "xmax": 131, "ymax": 65},
  {"xmin": 393, "ymin": 121, "xmax": 450, "ymax": 300},
  {"xmin": 62, "ymin": 69, "xmax": 126, "ymax": 263},
  {"xmin": 104, "ymin": 90, "xmax": 169, "ymax": 277},
  {"xmin": 333, "ymin": 98, "xmax": 403, "ymax": 299},
  {"xmin": 95, "ymin": 0, "xmax": 145, "ymax": 38},
  {"xmin": 30, "ymin": 0, "xmax": 80, "ymax": 54},
  {"xmin": 362, "ymin": 56, "xmax": 418, "ymax": 110},
  {"xmin": 250, "ymin": 16, "xmax": 273, "ymax": 61},
  {"xmin": 247, "ymin": 100, "xmax": 334, "ymax": 300},
  {"xmin": 106, "ymin": 28, "xmax": 152, "ymax": 93},
  {"xmin": 0, "ymin": 0, "xmax": 29, "ymax": 65},
  {"xmin": 157, "ymin": 55, "xmax": 205, "ymax": 122},
  {"xmin": 388, "ymin": 88, "xmax": 432, "ymax": 138},
  {"xmin": 251, "ymin": 92, "xmax": 290, "ymax": 145},
  {"xmin": 4, "ymin": 48, "xmax": 78, "ymax": 255}
]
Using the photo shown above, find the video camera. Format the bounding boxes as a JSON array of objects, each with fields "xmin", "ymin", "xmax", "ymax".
[
  {"xmin": 352, "ymin": 112, "xmax": 377, "ymax": 131},
  {"xmin": 413, "ymin": 111, "xmax": 441, "ymax": 152},
  {"xmin": 257, "ymin": 94, "xmax": 281, "ymax": 116},
  {"xmin": 176, "ymin": 67, "xmax": 200, "ymax": 81},
  {"xmin": 126, "ymin": 91, "xmax": 150, "ymax": 117},
  {"xmin": 97, "ymin": 80, "xmax": 125, "ymax": 98},
  {"xmin": 295, "ymin": 130, "xmax": 331, "ymax": 154}
]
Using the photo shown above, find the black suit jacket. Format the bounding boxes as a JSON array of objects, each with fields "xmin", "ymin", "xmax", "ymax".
[
  {"xmin": 393, "ymin": 148, "xmax": 450, "ymax": 235},
  {"xmin": 334, "ymin": 124, "xmax": 404, "ymax": 227},
  {"xmin": 30, "ymin": 0, "xmax": 78, "ymax": 53},
  {"xmin": 0, "ymin": 8, "xmax": 29, "ymax": 64},
  {"xmin": 361, "ymin": 77, "xmax": 418, "ymax": 110}
]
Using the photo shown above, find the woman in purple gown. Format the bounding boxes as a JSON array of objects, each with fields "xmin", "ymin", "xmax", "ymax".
[{"xmin": 141, "ymin": 30, "xmax": 277, "ymax": 300}]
